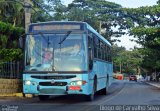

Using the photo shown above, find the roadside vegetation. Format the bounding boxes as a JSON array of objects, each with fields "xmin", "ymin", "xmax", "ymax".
[{"xmin": 0, "ymin": 0, "xmax": 160, "ymax": 76}]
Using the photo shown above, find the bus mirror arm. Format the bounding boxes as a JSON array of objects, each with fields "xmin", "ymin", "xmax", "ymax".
[
  {"xmin": 88, "ymin": 47, "xmax": 91, "ymax": 50},
  {"xmin": 19, "ymin": 34, "xmax": 25, "ymax": 49}
]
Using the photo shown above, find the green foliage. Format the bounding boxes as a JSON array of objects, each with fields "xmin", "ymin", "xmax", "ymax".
[
  {"xmin": 0, "ymin": 49, "xmax": 22, "ymax": 62},
  {"xmin": 122, "ymin": 2, "xmax": 160, "ymax": 73},
  {"xmin": 0, "ymin": 0, "xmax": 24, "ymax": 27},
  {"xmin": 0, "ymin": 21, "xmax": 24, "ymax": 62},
  {"xmin": 31, "ymin": 0, "xmax": 65, "ymax": 22},
  {"xmin": 113, "ymin": 45, "xmax": 143, "ymax": 74},
  {"xmin": 0, "ymin": 35, "xmax": 8, "ymax": 48},
  {"xmin": 0, "ymin": 21, "xmax": 24, "ymax": 48},
  {"xmin": 0, "ymin": 0, "xmax": 159, "ymax": 72},
  {"xmin": 131, "ymin": 27, "xmax": 158, "ymax": 36},
  {"xmin": 53, "ymin": 0, "xmax": 127, "ymax": 43},
  {"xmin": 0, "ymin": 21, "xmax": 24, "ymax": 36}
]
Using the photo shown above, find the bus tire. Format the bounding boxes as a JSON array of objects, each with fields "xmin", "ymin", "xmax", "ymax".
[
  {"xmin": 38, "ymin": 95, "xmax": 50, "ymax": 101},
  {"xmin": 102, "ymin": 76, "xmax": 109, "ymax": 95},
  {"xmin": 86, "ymin": 78, "xmax": 97, "ymax": 101}
]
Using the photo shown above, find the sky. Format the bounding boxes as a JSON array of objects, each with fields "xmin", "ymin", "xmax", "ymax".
[{"xmin": 61, "ymin": 0, "xmax": 158, "ymax": 50}]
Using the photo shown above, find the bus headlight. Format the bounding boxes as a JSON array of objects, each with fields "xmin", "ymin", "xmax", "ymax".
[
  {"xmin": 77, "ymin": 81, "xmax": 83, "ymax": 86},
  {"xmin": 70, "ymin": 82, "xmax": 76, "ymax": 86},
  {"xmin": 70, "ymin": 80, "xmax": 86, "ymax": 86},
  {"xmin": 25, "ymin": 80, "xmax": 31, "ymax": 85}
]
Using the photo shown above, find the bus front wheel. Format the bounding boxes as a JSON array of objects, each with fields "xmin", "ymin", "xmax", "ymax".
[
  {"xmin": 38, "ymin": 95, "xmax": 50, "ymax": 101},
  {"xmin": 86, "ymin": 78, "xmax": 97, "ymax": 101}
]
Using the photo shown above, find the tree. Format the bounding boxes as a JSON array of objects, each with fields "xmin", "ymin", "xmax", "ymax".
[
  {"xmin": 31, "ymin": 0, "xmax": 70, "ymax": 22},
  {"xmin": 112, "ymin": 44, "xmax": 143, "ymax": 75},
  {"xmin": 0, "ymin": 21, "xmax": 24, "ymax": 62},
  {"xmin": 0, "ymin": 0, "xmax": 25, "ymax": 27},
  {"xmin": 122, "ymin": 1, "xmax": 160, "ymax": 73},
  {"xmin": 53, "ymin": 0, "xmax": 127, "ymax": 44}
]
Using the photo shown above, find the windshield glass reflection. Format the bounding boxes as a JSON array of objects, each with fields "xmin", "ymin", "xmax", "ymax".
[{"xmin": 25, "ymin": 32, "xmax": 87, "ymax": 72}]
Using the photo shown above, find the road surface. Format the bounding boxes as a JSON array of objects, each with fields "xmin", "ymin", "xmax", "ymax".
[{"xmin": 1, "ymin": 80, "xmax": 160, "ymax": 111}]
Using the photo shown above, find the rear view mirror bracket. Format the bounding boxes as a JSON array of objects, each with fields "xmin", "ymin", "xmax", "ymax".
[{"xmin": 19, "ymin": 34, "xmax": 26, "ymax": 49}]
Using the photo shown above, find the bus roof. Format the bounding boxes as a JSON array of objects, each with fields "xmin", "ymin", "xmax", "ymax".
[
  {"xmin": 30, "ymin": 21, "xmax": 86, "ymax": 25},
  {"xmin": 29, "ymin": 21, "xmax": 111, "ymax": 46}
]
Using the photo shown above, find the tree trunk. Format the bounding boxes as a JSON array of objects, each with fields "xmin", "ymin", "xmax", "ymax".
[{"xmin": 13, "ymin": 17, "xmax": 16, "ymax": 27}]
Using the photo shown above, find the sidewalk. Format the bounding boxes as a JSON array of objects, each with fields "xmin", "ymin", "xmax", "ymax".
[{"xmin": 144, "ymin": 81, "xmax": 160, "ymax": 88}]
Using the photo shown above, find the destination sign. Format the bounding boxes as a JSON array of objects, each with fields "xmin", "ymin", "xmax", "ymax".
[{"xmin": 32, "ymin": 24, "xmax": 81, "ymax": 31}]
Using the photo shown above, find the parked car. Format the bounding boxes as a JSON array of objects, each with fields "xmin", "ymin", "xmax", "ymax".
[{"xmin": 129, "ymin": 75, "xmax": 137, "ymax": 82}]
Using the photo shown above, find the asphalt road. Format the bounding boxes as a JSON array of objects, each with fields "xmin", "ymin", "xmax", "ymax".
[{"xmin": 1, "ymin": 80, "xmax": 160, "ymax": 111}]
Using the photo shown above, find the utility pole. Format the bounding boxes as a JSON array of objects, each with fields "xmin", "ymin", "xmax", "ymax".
[
  {"xmin": 24, "ymin": 0, "xmax": 32, "ymax": 33},
  {"xmin": 23, "ymin": 0, "xmax": 32, "ymax": 98},
  {"xmin": 120, "ymin": 61, "xmax": 122, "ymax": 74}
]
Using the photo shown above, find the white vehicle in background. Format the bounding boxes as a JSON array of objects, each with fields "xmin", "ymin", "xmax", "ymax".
[{"xmin": 136, "ymin": 75, "xmax": 144, "ymax": 81}]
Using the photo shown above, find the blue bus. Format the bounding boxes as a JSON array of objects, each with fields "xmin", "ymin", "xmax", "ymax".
[{"xmin": 22, "ymin": 21, "xmax": 113, "ymax": 101}]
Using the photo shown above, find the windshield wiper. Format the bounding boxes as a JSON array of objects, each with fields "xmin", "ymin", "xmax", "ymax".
[
  {"xmin": 58, "ymin": 31, "xmax": 72, "ymax": 44},
  {"xmin": 39, "ymin": 32, "xmax": 50, "ymax": 46}
]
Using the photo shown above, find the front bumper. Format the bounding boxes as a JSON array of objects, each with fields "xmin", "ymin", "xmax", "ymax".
[{"xmin": 23, "ymin": 74, "xmax": 90, "ymax": 95}]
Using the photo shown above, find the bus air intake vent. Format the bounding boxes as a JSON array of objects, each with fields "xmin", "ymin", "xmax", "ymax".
[
  {"xmin": 39, "ymin": 82, "xmax": 67, "ymax": 86},
  {"xmin": 31, "ymin": 75, "xmax": 76, "ymax": 80}
]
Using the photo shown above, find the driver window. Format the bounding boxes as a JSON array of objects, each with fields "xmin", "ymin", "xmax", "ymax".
[{"xmin": 88, "ymin": 35, "xmax": 93, "ymax": 70}]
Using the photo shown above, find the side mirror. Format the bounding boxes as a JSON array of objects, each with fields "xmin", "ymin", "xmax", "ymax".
[
  {"xmin": 19, "ymin": 35, "xmax": 25, "ymax": 49},
  {"xmin": 19, "ymin": 37, "xmax": 23, "ymax": 48}
]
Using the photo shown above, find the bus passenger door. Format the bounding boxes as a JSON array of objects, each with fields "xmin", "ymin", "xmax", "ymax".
[{"xmin": 88, "ymin": 35, "xmax": 93, "ymax": 71}]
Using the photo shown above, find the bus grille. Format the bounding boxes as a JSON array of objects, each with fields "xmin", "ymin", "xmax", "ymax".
[
  {"xmin": 39, "ymin": 82, "xmax": 67, "ymax": 86},
  {"xmin": 31, "ymin": 75, "xmax": 76, "ymax": 80}
]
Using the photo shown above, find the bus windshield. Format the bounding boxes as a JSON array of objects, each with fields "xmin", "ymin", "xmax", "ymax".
[{"xmin": 25, "ymin": 32, "xmax": 87, "ymax": 72}]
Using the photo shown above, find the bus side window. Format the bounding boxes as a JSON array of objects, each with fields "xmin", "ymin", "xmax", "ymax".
[
  {"xmin": 97, "ymin": 39, "xmax": 101, "ymax": 59},
  {"xmin": 109, "ymin": 47, "xmax": 112, "ymax": 62},
  {"xmin": 105, "ymin": 45, "xmax": 108, "ymax": 61},
  {"xmin": 108, "ymin": 46, "xmax": 111, "ymax": 62},
  {"xmin": 107, "ymin": 46, "xmax": 109, "ymax": 61},
  {"xmin": 88, "ymin": 36, "xmax": 93, "ymax": 70},
  {"xmin": 93, "ymin": 36, "xmax": 98, "ymax": 58},
  {"xmin": 100, "ymin": 41, "xmax": 103, "ymax": 60}
]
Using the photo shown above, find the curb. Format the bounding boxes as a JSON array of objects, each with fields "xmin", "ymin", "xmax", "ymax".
[
  {"xmin": 0, "ymin": 93, "xmax": 35, "ymax": 98},
  {"xmin": 0, "ymin": 93, "xmax": 24, "ymax": 97},
  {"xmin": 144, "ymin": 81, "xmax": 160, "ymax": 88},
  {"xmin": 15, "ymin": 93, "xmax": 24, "ymax": 97}
]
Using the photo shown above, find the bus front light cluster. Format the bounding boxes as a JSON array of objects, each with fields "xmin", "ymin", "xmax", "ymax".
[
  {"xmin": 24, "ymin": 80, "xmax": 37, "ymax": 86},
  {"xmin": 70, "ymin": 80, "xmax": 86, "ymax": 86},
  {"xmin": 24, "ymin": 80, "xmax": 31, "ymax": 85}
]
